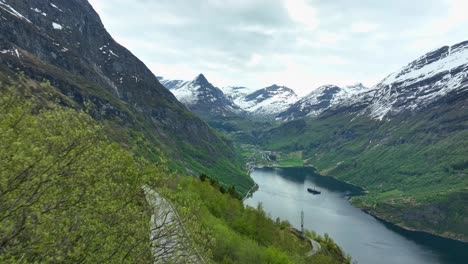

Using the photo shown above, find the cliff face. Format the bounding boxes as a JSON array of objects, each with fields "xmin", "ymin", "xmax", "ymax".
[{"xmin": 0, "ymin": 0, "xmax": 253, "ymax": 191}]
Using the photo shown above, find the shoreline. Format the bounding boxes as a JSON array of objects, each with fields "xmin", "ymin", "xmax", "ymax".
[
  {"xmin": 247, "ymin": 165, "xmax": 468, "ymax": 244},
  {"xmin": 242, "ymin": 182, "xmax": 259, "ymax": 200},
  {"xmin": 361, "ymin": 208, "xmax": 468, "ymax": 244}
]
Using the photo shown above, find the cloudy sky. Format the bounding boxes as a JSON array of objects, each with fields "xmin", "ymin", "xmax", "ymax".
[{"xmin": 89, "ymin": 0, "xmax": 468, "ymax": 95}]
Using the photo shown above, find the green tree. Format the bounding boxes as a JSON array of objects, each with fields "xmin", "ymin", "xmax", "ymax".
[{"xmin": 0, "ymin": 85, "xmax": 154, "ymax": 263}]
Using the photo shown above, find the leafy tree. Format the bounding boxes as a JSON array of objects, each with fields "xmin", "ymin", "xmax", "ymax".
[
  {"xmin": 200, "ymin": 173, "xmax": 208, "ymax": 182},
  {"xmin": 0, "ymin": 84, "xmax": 154, "ymax": 262}
]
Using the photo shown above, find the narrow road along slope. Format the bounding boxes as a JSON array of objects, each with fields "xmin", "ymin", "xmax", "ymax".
[{"xmin": 143, "ymin": 186, "xmax": 205, "ymax": 264}]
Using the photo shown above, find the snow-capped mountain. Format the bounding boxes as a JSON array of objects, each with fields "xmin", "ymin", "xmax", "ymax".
[
  {"xmin": 235, "ymin": 85, "xmax": 299, "ymax": 117},
  {"xmin": 278, "ymin": 40, "xmax": 468, "ymax": 121},
  {"xmin": 157, "ymin": 77, "xmax": 189, "ymax": 90},
  {"xmin": 160, "ymin": 40, "xmax": 468, "ymax": 122},
  {"xmin": 159, "ymin": 74, "xmax": 243, "ymax": 117},
  {"xmin": 277, "ymin": 83, "xmax": 369, "ymax": 120},
  {"xmin": 366, "ymin": 40, "xmax": 468, "ymax": 120},
  {"xmin": 160, "ymin": 77, "xmax": 299, "ymax": 118},
  {"xmin": 220, "ymin": 86, "xmax": 254, "ymax": 101}
]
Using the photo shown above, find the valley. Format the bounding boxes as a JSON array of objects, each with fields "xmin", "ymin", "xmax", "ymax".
[
  {"xmin": 1, "ymin": 0, "xmax": 467, "ymax": 263},
  {"xmin": 161, "ymin": 40, "xmax": 468, "ymax": 242}
]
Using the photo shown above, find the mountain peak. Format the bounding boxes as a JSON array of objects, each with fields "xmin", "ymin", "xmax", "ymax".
[
  {"xmin": 159, "ymin": 76, "xmax": 243, "ymax": 117},
  {"xmin": 193, "ymin": 73, "xmax": 209, "ymax": 85}
]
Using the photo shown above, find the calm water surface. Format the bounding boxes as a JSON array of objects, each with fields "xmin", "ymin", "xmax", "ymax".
[{"xmin": 244, "ymin": 167, "xmax": 468, "ymax": 264}]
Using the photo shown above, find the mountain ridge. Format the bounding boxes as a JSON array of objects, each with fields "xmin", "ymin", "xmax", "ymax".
[
  {"xmin": 161, "ymin": 75, "xmax": 300, "ymax": 118},
  {"xmin": 0, "ymin": 0, "xmax": 253, "ymax": 191}
]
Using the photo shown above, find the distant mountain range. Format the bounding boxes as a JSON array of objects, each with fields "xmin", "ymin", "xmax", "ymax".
[
  {"xmin": 277, "ymin": 83, "xmax": 368, "ymax": 121},
  {"xmin": 162, "ymin": 40, "xmax": 468, "ymax": 127},
  {"xmin": 282, "ymin": 40, "xmax": 468, "ymax": 122},
  {"xmin": 235, "ymin": 85, "xmax": 299, "ymax": 117},
  {"xmin": 159, "ymin": 75, "xmax": 300, "ymax": 118}
]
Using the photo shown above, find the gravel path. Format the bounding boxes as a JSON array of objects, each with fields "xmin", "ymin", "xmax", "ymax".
[
  {"xmin": 143, "ymin": 186, "xmax": 205, "ymax": 264},
  {"xmin": 307, "ymin": 237, "xmax": 322, "ymax": 257}
]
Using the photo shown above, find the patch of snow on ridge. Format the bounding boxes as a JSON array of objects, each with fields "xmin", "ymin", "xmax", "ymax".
[
  {"xmin": 50, "ymin": 3, "xmax": 63, "ymax": 12},
  {"xmin": 0, "ymin": 0, "xmax": 32, "ymax": 23},
  {"xmin": 236, "ymin": 85, "xmax": 299, "ymax": 116},
  {"xmin": 31, "ymin": 7, "xmax": 47, "ymax": 16},
  {"xmin": 109, "ymin": 50, "xmax": 119, "ymax": 57},
  {"xmin": 0, "ymin": 48, "xmax": 20, "ymax": 58},
  {"xmin": 221, "ymin": 86, "xmax": 255, "ymax": 101},
  {"xmin": 52, "ymin": 22, "xmax": 63, "ymax": 30},
  {"xmin": 170, "ymin": 82, "xmax": 200, "ymax": 105}
]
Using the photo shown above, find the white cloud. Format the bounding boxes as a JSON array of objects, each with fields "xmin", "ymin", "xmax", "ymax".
[
  {"xmin": 421, "ymin": 0, "xmax": 468, "ymax": 36},
  {"xmin": 319, "ymin": 55, "xmax": 350, "ymax": 65},
  {"xmin": 351, "ymin": 22, "xmax": 379, "ymax": 33},
  {"xmin": 247, "ymin": 53, "xmax": 263, "ymax": 67},
  {"xmin": 317, "ymin": 31, "xmax": 345, "ymax": 44},
  {"xmin": 284, "ymin": 0, "xmax": 319, "ymax": 30},
  {"xmin": 230, "ymin": 24, "xmax": 277, "ymax": 36},
  {"xmin": 89, "ymin": 0, "xmax": 468, "ymax": 96}
]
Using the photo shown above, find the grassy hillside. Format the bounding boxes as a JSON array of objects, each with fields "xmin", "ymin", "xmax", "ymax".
[
  {"xmin": 0, "ymin": 81, "xmax": 349, "ymax": 263},
  {"xmin": 254, "ymin": 95, "xmax": 468, "ymax": 241}
]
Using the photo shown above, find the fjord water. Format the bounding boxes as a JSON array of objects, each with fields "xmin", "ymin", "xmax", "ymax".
[{"xmin": 244, "ymin": 167, "xmax": 467, "ymax": 264}]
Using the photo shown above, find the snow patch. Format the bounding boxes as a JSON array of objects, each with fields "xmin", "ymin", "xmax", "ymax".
[
  {"xmin": 31, "ymin": 7, "xmax": 47, "ymax": 16},
  {"xmin": 0, "ymin": 48, "xmax": 20, "ymax": 58},
  {"xmin": 109, "ymin": 50, "xmax": 119, "ymax": 57},
  {"xmin": 50, "ymin": 3, "xmax": 63, "ymax": 12},
  {"xmin": 171, "ymin": 82, "xmax": 200, "ymax": 105},
  {"xmin": 220, "ymin": 86, "xmax": 255, "ymax": 101},
  {"xmin": 0, "ymin": 0, "xmax": 32, "ymax": 23},
  {"xmin": 235, "ymin": 86, "xmax": 299, "ymax": 116},
  {"xmin": 52, "ymin": 22, "xmax": 63, "ymax": 30}
]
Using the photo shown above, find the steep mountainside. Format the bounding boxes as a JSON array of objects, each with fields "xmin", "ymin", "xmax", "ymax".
[
  {"xmin": 277, "ymin": 83, "xmax": 368, "ymax": 120},
  {"xmin": 0, "ymin": 0, "xmax": 253, "ymax": 191},
  {"xmin": 160, "ymin": 74, "xmax": 243, "ymax": 119},
  {"xmin": 236, "ymin": 84, "xmax": 299, "ymax": 117},
  {"xmin": 277, "ymin": 41, "xmax": 468, "ymax": 122},
  {"xmin": 366, "ymin": 40, "xmax": 468, "ymax": 120},
  {"xmin": 253, "ymin": 40, "xmax": 468, "ymax": 241}
]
